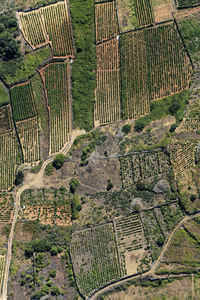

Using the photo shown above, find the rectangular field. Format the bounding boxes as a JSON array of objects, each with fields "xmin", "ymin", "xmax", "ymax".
[
  {"xmin": 0, "ymin": 192, "xmax": 14, "ymax": 224},
  {"xmin": 10, "ymin": 81, "xmax": 40, "ymax": 163},
  {"xmin": 95, "ymin": 38, "xmax": 121, "ymax": 125},
  {"xmin": 0, "ymin": 255, "xmax": 5, "ymax": 294},
  {"xmin": 95, "ymin": 1, "xmax": 119, "ymax": 43},
  {"xmin": 120, "ymin": 149, "xmax": 170, "ymax": 188},
  {"xmin": 152, "ymin": 0, "xmax": 173, "ymax": 23},
  {"xmin": 18, "ymin": 1, "xmax": 75, "ymax": 57},
  {"xmin": 70, "ymin": 223, "xmax": 123, "ymax": 298},
  {"xmin": 120, "ymin": 22, "xmax": 192, "ymax": 120},
  {"xmin": 40, "ymin": 62, "xmax": 71, "ymax": 154},
  {"xmin": 0, "ymin": 105, "xmax": 13, "ymax": 133}
]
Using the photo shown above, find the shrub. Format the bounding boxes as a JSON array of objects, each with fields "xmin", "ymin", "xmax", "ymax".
[
  {"xmin": 107, "ymin": 179, "xmax": 114, "ymax": 191},
  {"xmin": 50, "ymin": 246, "xmax": 58, "ymax": 256},
  {"xmin": 134, "ymin": 118, "xmax": 145, "ymax": 132},
  {"xmin": 49, "ymin": 270, "xmax": 56, "ymax": 278},
  {"xmin": 53, "ymin": 154, "xmax": 65, "ymax": 169},
  {"xmin": 169, "ymin": 123, "xmax": 178, "ymax": 132},
  {"xmin": 136, "ymin": 182, "xmax": 145, "ymax": 191},
  {"xmin": 169, "ymin": 102, "xmax": 180, "ymax": 114},
  {"xmin": 51, "ymin": 285, "xmax": 61, "ymax": 296},
  {"xmin": 71, "ymin": 194, "xmax": 82, "ymax": 220},
  {"xmin": 45, "ymin": 163, "xmax": 53, "ymax": 176},
  {"xmin": 122, "ymin": 124, "xmax": 131, "ymax": 134},
  {"xmin": 15, "ymin": 171, "xmax": 24, "ymax": 185},
  {"xmin": 190, "ymin": 194, "xmax": 197, "ymax": 202},
  {"xmin": 157, "ymin": 236, "xmax": 164, "ymax": 247},
  {"xmin": 69, "ymin": 178, "xmax": 80, "ymax": 194}
]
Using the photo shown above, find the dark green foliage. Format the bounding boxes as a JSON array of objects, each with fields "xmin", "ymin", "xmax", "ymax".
[
  {"xmin": 134, "ymin": 118, "xmax": 146, "ymax": 132},
  {"xmin": 51, "ymin": 285, "xmax": 61, "ymax": 296},
  {"xmin": 169, "ymin": 123, "xmax": 178, "ymax": 132},
  {"xmin": 45, "ymin": 163, "xmax": 53, "ymax": 176},
  {"xmin": 169, "ymin": 102, "xmax": 180, "ymax": 114},
  {"xmin": 122, "ymin": 124, "xmax": 131, "ymax": 134},
  {"xmin": 71, "ymin": 194, "xmax": 82, "ymax": 220},
  {"xmin": 136, "ymin": 182, "xmax": 145, "ymax": 191},
  {"xmin": 69, "ymin": 178, "xmax": 80, "ymax": 194},
  {"xmin": 69, "ymin": 0, "xmax": 96, "ymax": 131},
  {"xmin": 107, "ymin": 179, "xmax": 114, "ymax": 191},
  {"xmin": 190, "ymin": 195, "xmax": 197, "ymax": 202},
  {"xmin": 49, "ymin": 270, "xmax": 56, "ymax": 278},
  {"xmin": 178, "ymin": 0, "xmax": 200, "ymax": 7},
  {"xmin": 53, "ymin": 154, "xmax": 65, "ymax": 169},
  {"xmin": 50, "ymin": 246, "xmax": 58, "ymax": 256},
  {"xmin": 25, "ymin": 239, "xmax": 51, "ymax": 257},
  {"xmin": 157, "ymin": 236, "xmax": 164, "ymax": 247},
  {"xmin": 10, "ymin": 81, "xmax": 36, "ymax": 122},
  {"xmin": 15, "ymin": 171, "xmax": 24, "ymax": 185}
]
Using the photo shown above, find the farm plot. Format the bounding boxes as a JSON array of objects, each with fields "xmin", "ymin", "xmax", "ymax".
[
  {"xmin": 151, "ymin": 0, "xmax": 173, "ymax": 23},
  {"xmin": 0, "ymin": 255, "xmax": 5, "ymax": 294},
  {"xmin": 140, "ymin": 202, "xmax": 184, "ymax": 261},
  {"xmin": 120, "ymin": 22, "xmax": 192, "ymax": 120},
  {"xmin": 18, "ymin": 1, "xmax": 75, "ymax": 57},
  {"xmin": 133, "ymin": 0, "xmax": 155, "ymax": 27},
  {"xmin": 0, "ymin": 193, "xmax": 14, "ymax": 224},
  {"xmin": 40, "ymin": 62, "xmax": 71, "ymax": 154},
  {"xmin": 169, "ymin": 137, "xmax": 198, "ymax": 180},
  {"xmin": 95, "ymin": 39, "xmax": 121, "ymax": 126},
  {"xmin": 178, "ymin": 101, "xmax": 200, "ymax": 133},
  {"xmin": 95, "ymin": 1, "xmax": 119, "ymax": 44},
  {"xmin": 70, "ymin": 223, "xmax": 123, "ymax": 298},
  {"xmin": 10, "ymin": 81, "xmax": 39, "ymax": 163},
  {"xmin": 177, "ymin": 0, "xmax": 200, "ymax": 8},
  {"xmin": 120, "ymin": 149, "xmax": 170, "ymax": 188},
  {"xmin": 0, "ymin": 105, "xmax": 22, "ymax": 190},
  {"xmin": 114, "ymin": 213, "xmax": 151, "ymax": 275},
  {"xmin": 20, "ymin": 187, "xmax": 71, "ymax": 226}
]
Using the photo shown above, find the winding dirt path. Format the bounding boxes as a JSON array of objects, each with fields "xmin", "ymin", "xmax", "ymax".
[{"xmin": 0, "ymin": 129, "xmax": 85, "ymax": 300}]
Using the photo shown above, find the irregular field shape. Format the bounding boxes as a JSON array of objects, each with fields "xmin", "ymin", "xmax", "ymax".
[
  {"xmin": 18, "ymin": 1, "xmax": 75, "ymax": 57},
  {"xmin": 40, "ymin": 62, "xmax": 71, "ymax": 154},
  {"xmin": 120, "ymin": 22, "xmax": 192, "ymax": 120},
  {"xmin": 95, "ymin": 39, "xmax": 121, "ymax": 125}
]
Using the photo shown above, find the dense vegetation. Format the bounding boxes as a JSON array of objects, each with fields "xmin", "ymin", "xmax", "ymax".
[
  {"xmin": 178, "ymin": 0, "xmax": 200, "ymax": 7},
  {"xmin": 69, "ymin": 0, "xmax": 96, "ymax": 131},
  {"xmin": 0, "ymin": 45, "xmax": 51, "ymax": 86},
  {"xmin": 0, "ymin": 83, "xmax": 9, "ymax": 106}
]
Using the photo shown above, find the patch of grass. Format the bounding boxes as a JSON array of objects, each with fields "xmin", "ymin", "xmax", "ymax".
[
  {"xmin": 69, "ymin": 0, "xmax": 96, "ymax": 131},
  {"xmin": 0, "ymin": 82, "xmax": 9, "ymax": 106},
  {"xmin": 31, "ymin": 73, "xmax": 48, "ymax": 131},
  {"xmin": 0, "ymin": 45, "xmax": 51, "ymax": 86},
  {"xmin": 45, "ymin": 162, "xmax": 53, "ymax": 176},
  {"xmin": 31, "ymin": 161, "xmax": 43, "ymax": 173}
]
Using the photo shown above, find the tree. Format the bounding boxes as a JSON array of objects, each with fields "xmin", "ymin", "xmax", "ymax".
[
  {"xmin": 53, "ymin": 154, "xmax": 65, "ymax": 169},
  {"xmin": 69, "ymin": 178, "xmax": 80, "ymax": 194},
  {"xmin": 134, "ymin": 118, "xmax": 145, "ymax": 132},
  {"xmin": 169, "ymin": 123, "xmax": 177, "ymax": 132},
  {"xmin": 15, "ymin": 171, "xmax": 24, "ymax": 185},
  {"xmin": 122, "ymin": 124, "xmax": 131, "ymax": 134},
  {"xmin": 107, "ymin": 179, "xmax": 114, "ymax": 191},
  {"xmin": 190, "ymin": 194, "xmax": 197, "ymax": 202},
  {"xmin": 169, "ymin": 102, "xmax": 180, "ymax": 114},
  {"xmin": 157, "ymin": 236, "xmax": 164, "ymax": 247}
]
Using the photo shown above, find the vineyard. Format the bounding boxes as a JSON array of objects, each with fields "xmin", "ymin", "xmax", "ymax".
[
  {"xmin": 70, "ymin": 223, "xmax": 123, "ymax": 298},
  {"xmin": 10, "ymin": 81, "xmax": 39, "ymax": 163},
  {"xmin": 20, "ymin": 188, "xmax": 71, "ymax": 226},
  {"xmin": 169, "ymin": 137, "xmax": 198, "ymax": 180},
  {"xmin": 133, "ymin": 0, "xmax": 155, "ymax": 27},
  {"xmin": 114, "ymin": 213, "xmax": 151, "ymax": 275},
  {"xmin": 0, "ymin": 105, "xmax": 22, "ymax": 190},
  {"xmin": 18, "ymin": 1, "xmax": 75, "ymax": 57},
  {"xmin": 95, "ymin": 39, "xmax": 121, "ymax": 126},
  {"xmin": 40, "ymin": 62, "xmax": 71, "ymax": 154},
  {"xmin": 120, "ymin": 149, "xmax": 170, "ymax": 188},
  {"xmin": 0, "ymin": 255, "xmax": 5, "ymax": 294},
  {"xmin": 120, "ymin": 22, "xmax": 192, "ymax": 119},
  {"xmin": 95, "ymin": 1, "xmax": 119, "ymax": 44},
  {"xmin": 0, "ymin": 193, "xmax": 14, "ymax": 224},
  {"xmin": 177, "ymin": 0, "xmax": 200, "ymax": 7},
  {"xmin": 140, "ymin": 202, "xmax": 184, "ymax": 261}
]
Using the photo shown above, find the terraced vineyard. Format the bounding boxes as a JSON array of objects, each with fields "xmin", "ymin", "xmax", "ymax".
[
  {"xmin": 18, "ymin": 1, "xmax": 75, "ymax": 57},
  {"xmin": 0, "ymin": 105, "xmax": 22, "ymax": 190},
  {"xmin": 95, "ymin": 1, "xmax": 119, "ymax": 43},
  {"xmin": 0, "ymin": 255, "xmax": 5, "ymax": 294},
  {"xmin": 40, "ymin": 62, "xmax": 71, "ymax": 154},
  {"xmin": 95, "ymin": 38, "xmax": 121, "ymax": 126},
  {"xmin": 120, "ymin": 149, "xmax": 170, "ymax": 188},
  {"xmin": 20, "ymin": 188, "xmax": 71, "ymax": 226},
  {"xmin": 120, "ymin": 22, "xmax": 192, "ymax": 119},
  {"xmin": 0, "ymin": 193, "xmax": 14, "ymax": 224},
  {"xmin": 140, "ymin": 202, "xmax": 184, "ymax": 261},
  {"xmin": 10, "ymin": 81, "xmax": 39, "ymax": 163},
  {"xmin": 114, "ymin": 213, "xmax": 151, "ymax": 275},
  {"xmin": 70, "ymin": 223, "xmax": 123, "ymax": 298},
  {"xmin": 169, "ymin": 138, "xmax": 198, "ymax": 180}
]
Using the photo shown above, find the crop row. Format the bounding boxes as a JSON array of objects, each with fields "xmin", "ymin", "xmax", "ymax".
[
  {"xmin": 18, "ymin": 1, "xmax": 75, "ymax": 57},
  {"xmin": 41, "ymin": 62, "xmax": 71, "ymax": 154},
  {"xmin": 140, "ymin": 202, "xmax": 184, "ymax": 261},
  {"xmin": 70, "ymin": 223, "xmax": 123, "ymax": 297},
  {"xmin": 0, "ymin": 105, "xmax": 13, "ymax": 133},
  {"xmin": 95, "ymin": 39, "xmax": 121, "ymax": 125},
  {"xmin": 95, "ymin": 1, "xmax": 119, "ymax": 44},
  {"xmin": 0, "ymin": 255, "xmax": 5, "ymax": 294},
  {"xmin": 120, "ymin": 150, "xmax": 170, "ymax": 188},
  {"xmin": 0, "ymin": 131, "xmax": 22, "ymax": 191},
  {"xmin": 10, "ymin": 81, "xmax": 37, "ymax": 122},
  {"xmin": 134, "ymin": 0, "xmax": 155, "ymax": 27},
  {"xmin": 0, "ymin": 193, "xmax": 14, "ymax": 224},
  {"xmin": 120, "ymin": 22, "xmax": 192, "ymax": 120},
  {"xmin": 169, "ymin": 138, "xmax": 198, "ymax": 180}
]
